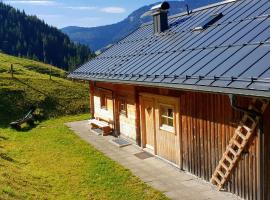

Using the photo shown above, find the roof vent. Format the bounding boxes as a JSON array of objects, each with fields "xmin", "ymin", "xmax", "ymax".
[{"xmin": 193, "ymin": 13, "xmax": 223, "ymax": 31}]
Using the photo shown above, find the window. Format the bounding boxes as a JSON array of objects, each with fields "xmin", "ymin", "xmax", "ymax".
[
  {"xmin": 119, "ymin": 97, "xmax": 127, "ymax": 116},
  {"xmin": 193, "ymin": 13, "xmax": 223, "ymax": 31},
  {"xmin": 160, "ymin": 105, "xmax": 175, "ymax": 132},
  {"xmin": 100, "ymin": 94, "xmax": 108, "ymax": 110}
]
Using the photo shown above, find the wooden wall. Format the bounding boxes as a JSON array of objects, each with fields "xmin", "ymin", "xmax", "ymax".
[
  {"xmin": 90, "ymin": 82, "xmax": 270, "ymax": 200},
  {"xmin": 180, "ymin": 92, "xmax": 265, "ymax": 200},
  {"xmin": 93, "ymin": 82, "xmax": 137, "ymax": 140},
  {"xmin": 137, "ymin": 87, "xmax": 269, "ymax": 200},
  {"xmin": 264, "ymin": 106, "xmax": 270, "ymax": 200},
  {"xmin": 140, "ymin": 93, "xmax": 181, "ymax": 165}
]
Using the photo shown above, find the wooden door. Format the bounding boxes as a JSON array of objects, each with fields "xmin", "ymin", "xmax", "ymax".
[
  {"xmin": 141, "ymin": 93, "xmax": 181, "ymax": 166},
  {"xmin": 141, "ymin": 97, "xmax": 155, "ymax": 150},
  {"xmin": 155, "ymin": 99, "xmax": 180, "ymax": 165}
]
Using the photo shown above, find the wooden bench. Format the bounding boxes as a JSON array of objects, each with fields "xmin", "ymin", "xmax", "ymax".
[
  {"xmin": 10, "ymin": 108, "xmax": 36, "ymax": 129},
  {"xmin": 88, "ymin": 119, "xmax": 112, "ymax": 136}
]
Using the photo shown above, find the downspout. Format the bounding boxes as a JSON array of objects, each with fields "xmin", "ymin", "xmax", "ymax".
[
  {"xmin": 94, "ymin": 82, "xmax": 118, "ymax": 137},
  {"xmin": 228, "ymin": 94, "xmax": 264, "ymax": 200},
  {"xmin": 258, "ymin": 119, "xmax": 264, "ymax": 200}
]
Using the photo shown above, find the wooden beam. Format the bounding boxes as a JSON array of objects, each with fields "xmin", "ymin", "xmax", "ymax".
[
  {"xmin": 135, "ymin": 86, "xmax": 141, "ymax": 146},
  {"xmin": 89, "ymin": 81, "xmax": 95, "ymax": 119}
]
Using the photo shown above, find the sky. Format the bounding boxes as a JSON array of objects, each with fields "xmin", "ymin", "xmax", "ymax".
[{"xmin": 1, "ymin": 0, "xmax": 179, "ymax": 28}]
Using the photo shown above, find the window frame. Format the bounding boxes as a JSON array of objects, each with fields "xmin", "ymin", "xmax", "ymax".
[
  {"xmin": 100, "ymin": 93, "xmax": 109, "ymax": 110},
  {"xmin": 159, "ymin": 104, "xmax": 175, "ymax": 133},
  {"xmin": 119, "ymin": 97, "xmax": 127, "ymax": 116}
]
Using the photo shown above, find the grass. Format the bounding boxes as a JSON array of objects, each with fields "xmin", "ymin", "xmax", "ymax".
[
  {"xmin": 0, "ymin": 53, "xmax": 167, "ymax": 200},
  {"xmin": 0, "ymin": 114, "xmax": 168, "ymax": 200},
  {"xmin": 0, "ymin": 52, "xmax": 89, "ymax": 127}
]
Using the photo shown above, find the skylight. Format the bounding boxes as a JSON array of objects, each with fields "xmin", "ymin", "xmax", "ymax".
[{"xmin": 193, "ymin": 13, "xmax": 223, "ymax": 31}]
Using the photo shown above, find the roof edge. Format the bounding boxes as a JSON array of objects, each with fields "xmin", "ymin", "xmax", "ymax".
[{"xmin": 68, "ymin": 75, "xmax": 270, "ymax": 99}]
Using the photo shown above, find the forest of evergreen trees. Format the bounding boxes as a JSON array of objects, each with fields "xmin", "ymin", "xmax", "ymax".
[{"xmin": 0, "ymin": 2, "xmax": 94, "ymax": 71}]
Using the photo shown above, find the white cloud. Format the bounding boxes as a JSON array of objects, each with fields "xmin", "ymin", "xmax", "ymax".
[
  {"xmin": 65, "ymin": 6, "xmax": 98, "ymax": 11},
  {"xmin": 4, "ymin": 0, "xmax": 56, "ymax": 6},
  {"xmin": 100, "ymin": 6, "xmax": 126, "ymax": 14},
  {"xmin": 37, "ymin": 14, "xmax": 62, "ymax": 19}
]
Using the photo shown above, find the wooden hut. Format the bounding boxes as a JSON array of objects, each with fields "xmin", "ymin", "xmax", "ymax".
[{"xmin": 69, "ymin": 0, "xmax": 270, "ymax": 199}]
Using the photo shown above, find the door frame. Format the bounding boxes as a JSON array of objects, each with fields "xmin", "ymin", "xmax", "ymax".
[
  {"xmin": 140, "ymin": 93, "xmax": 182, "ymax": 167},
  {"xmin": 140, "ymin": 96, "xmax": 157, "ymax": 154}
]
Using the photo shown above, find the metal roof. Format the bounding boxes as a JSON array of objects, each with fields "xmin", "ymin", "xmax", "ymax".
[{"xmin": 69, "ymin": 0, "xmax": 270, "ymax": 98}]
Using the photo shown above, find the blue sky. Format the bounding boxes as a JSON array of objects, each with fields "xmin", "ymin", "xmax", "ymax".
[{"xmin": 2, "ymin": 0, "xmax": 178, "ymax": 28}]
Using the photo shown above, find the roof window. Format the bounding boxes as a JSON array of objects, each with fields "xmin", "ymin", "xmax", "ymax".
[{"xmin": 193, "ymin": 13, "xmax": 223, "ymax": 31}]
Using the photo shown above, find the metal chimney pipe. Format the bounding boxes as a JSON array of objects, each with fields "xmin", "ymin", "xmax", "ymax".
[{"xmin": 151, "ymin": 2, "xmax": 170, "ymax": 34}]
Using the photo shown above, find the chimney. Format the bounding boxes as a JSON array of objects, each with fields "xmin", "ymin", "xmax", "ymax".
[{"xmin": 151, "ymin": 2, "xmax": 170, "ymax": 34}]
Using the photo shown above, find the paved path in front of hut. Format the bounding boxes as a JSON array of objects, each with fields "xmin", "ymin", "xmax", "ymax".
[{"xmin": 66, "ymin": 121, "xmax": 239, "ymax": 200}]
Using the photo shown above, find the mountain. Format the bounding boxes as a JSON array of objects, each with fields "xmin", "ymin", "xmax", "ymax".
[
  {"xmin": 0, "ymin": 3, "xmax": 94, "ymax": 71},
  {"xmin": 62, "ymin": 0, "xmax": 221, "ymax": 51}
]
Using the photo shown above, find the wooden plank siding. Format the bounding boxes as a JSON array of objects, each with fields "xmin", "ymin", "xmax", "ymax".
[
  {"xmin": 89, "ymin": 82, "xmax": 270, "ymax": 200},
  {"xmin": 93, "ymin": 82, "xmax": 137, "ymax": 140},
  {"xmin": 180, "ymin": 92, "xmax": 267, "ymax": 200},
  {"xmin": 140, "ymin": 93, "xmax": 181, "ymax": 166},
  {"xmin": 264, "ymin": 105, "xmax": 270, "ymax": 200}
]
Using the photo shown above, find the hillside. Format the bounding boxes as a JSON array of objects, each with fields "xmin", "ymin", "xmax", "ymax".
[
  {"xmin": 0, "ymin": 53, "xmax": 89, "ymax": 127},
  {"xmin": 0, "ymin": 2, "xmax": 94, "ymax": 71},
  {"xmin": 62, "ymin": 0, "xmax": 220, "ymax": 51}
]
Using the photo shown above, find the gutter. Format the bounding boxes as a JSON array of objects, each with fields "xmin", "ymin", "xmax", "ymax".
[
  {"xmin": 228, "ymin": 94, "xmax": 264, "ymax": 200},
  {"xmin": 68, "ymin": 75, "xmax": 270, "ymax": 98}
]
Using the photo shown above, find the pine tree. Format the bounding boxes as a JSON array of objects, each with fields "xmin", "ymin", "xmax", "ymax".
[{"xmin": 0, "ymin": 2, "xmax": 94, "ymax": 70}]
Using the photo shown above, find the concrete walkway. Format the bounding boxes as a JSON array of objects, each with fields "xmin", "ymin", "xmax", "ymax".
[{"xmin": 66, "ymin": 121, "xmax": 240, "ymax": 200}]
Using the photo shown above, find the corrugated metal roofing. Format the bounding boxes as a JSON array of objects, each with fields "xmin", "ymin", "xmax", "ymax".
[{"xmin": 69, "ymin": 0, "xmax": 270, "ymax": 98}]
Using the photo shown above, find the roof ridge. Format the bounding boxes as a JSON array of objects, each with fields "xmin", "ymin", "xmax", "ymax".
[
  {"xmin": 118, "ymin": 13, "xmax": 270, "ymax": 45},
  {"xmin": 141, "ymin": 0, "xmax": 241, "ymax": 27}
]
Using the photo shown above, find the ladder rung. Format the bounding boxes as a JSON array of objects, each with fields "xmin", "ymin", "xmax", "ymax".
[
  {"xmin": 217, "ymin": 169, "xmax": 225, "ymax": 177},
  {"xmin": 220, "ymin": 162, "xmax": 229, "ymax": 171},
  {"xmin": 243, "ymin": 114, "xmax": 256, "ymax": 124},
  {"xmin": 212, "ymin": 176, "xmax": 221, "ymax": 185},
  {"xmin": 236, "ymin": 131, "xmax": 247, "ymax": 140},
  {"xmin": 228, "ymin": 147, "xmax": 237, "ymax": 156},
  {"xmin": 232, "ymin": 140, "xmax": 242, "ymax": 149},
  {"xmin": 224, "ymin": 155, "xmax": 233, "ymax": 164},
  {"xmin": 242, "ymin": 125, "xmax": 252, "ymax": 132}
]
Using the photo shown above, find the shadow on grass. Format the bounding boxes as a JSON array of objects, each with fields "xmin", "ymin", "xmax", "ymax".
[
  {"xmin": 16, "ymin": 123, "xmax": 38, "ymax": 132},
  {"xmin": 0, "ymin": 136, "xmax": 8, "ymax": 140},
  {"xmin": 0, "ymin": 153, "xmax": 16, "ymax": 163}
]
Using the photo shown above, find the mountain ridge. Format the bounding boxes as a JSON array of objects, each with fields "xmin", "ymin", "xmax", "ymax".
[{"xmin": 62, "ymin": 0, "xmax": 221, "ymax": 51}]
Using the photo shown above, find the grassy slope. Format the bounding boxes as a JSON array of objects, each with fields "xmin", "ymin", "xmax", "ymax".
[
  {"xmin": 0, "ymin": 115, "xmax": 167, "ymax": 200},
  {"xmin": 0, "ymin": 54, "xmax": 167, "ymax": 199},
  {"xmin": 0, "ymin": 53, "xmax": 89, "ymax": 127}
]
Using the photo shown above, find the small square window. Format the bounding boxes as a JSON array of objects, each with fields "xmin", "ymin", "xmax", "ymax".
[
  {"xmin": 119, "ymin": 98, "xmax": 127, "ymax": 116},
  {"xmin": 160, "ymin": 105, "xmax": 175, "ymax": 132}
]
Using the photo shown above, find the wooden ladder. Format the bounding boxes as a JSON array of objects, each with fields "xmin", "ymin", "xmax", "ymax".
[{"xmin": 210, "ymin": 98, "xmax": 269, "ymax": 190}]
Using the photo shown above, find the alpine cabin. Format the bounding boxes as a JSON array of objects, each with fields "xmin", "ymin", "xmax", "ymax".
[{"xmin": 69, "ymin": 0, "xmax": 270, "ymax": 199}]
